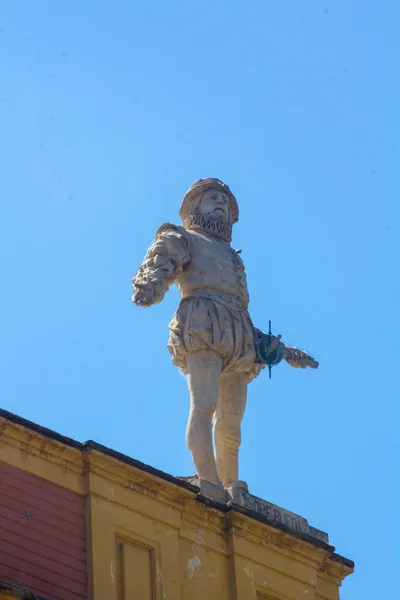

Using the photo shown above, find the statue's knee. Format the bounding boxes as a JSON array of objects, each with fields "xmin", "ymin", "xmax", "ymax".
[
  {"xmin": 187, "ymin": 372, "xmax": 219, "ymax": 412},
  {"xmin": 186, "ymin": 409, "xmax": 213, "ymax": 450},
  {"xmin": 214, "ymin": 420, "xmax": 241, "ymax": 446},
  {"xmin": 196, "ymin": 405, "xmax": 215, "ymax": 419}
]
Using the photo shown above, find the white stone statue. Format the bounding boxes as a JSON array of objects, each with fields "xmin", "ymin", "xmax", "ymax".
[{"xmin": 132, "ymin": 179, "xmax": 317, "ymax": 489}]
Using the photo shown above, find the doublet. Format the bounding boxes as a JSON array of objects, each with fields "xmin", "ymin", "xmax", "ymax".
[{"xmin": 132, "ymin": 224, "xmax": 265, "ymax": 381}]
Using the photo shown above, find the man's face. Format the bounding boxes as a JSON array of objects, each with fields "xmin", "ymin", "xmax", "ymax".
[{"xmin": 197, "ymin": 188, "xmax": 230, "ymax": 221}]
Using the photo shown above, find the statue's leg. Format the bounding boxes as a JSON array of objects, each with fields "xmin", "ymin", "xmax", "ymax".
[
  {"xmin": 214, "ymin": 372, "xmax": 247, "ymax": 487},
  {"xmin": 185, "ymin": 350, "xmax": 223, "ymax": 486}
]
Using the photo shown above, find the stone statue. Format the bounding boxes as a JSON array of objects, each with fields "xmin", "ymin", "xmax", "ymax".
[{"xmin": 132, "ymin": 179, "xmax": 317, "ymax": 490}]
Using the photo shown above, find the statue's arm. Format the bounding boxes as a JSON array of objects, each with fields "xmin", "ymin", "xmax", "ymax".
[{"xmin": 132, "ymin": 225, "xmax": 190, "ymax": 307}]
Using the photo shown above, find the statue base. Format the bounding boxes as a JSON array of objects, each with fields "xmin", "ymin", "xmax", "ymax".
[{"xmin": 178, "ymin": 476, "xmax": 329, "ymax": 543}]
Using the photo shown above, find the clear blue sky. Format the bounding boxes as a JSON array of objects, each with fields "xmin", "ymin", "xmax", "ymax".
[{"xmin": 1, "ymin": 2, "xmax": 399, "ymax": 598}]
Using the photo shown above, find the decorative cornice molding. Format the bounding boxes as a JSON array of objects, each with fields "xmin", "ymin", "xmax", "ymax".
[
  {"xmin": 0, "ymin": 413, "xmax": 83, "ymax": 480},
  {"xmin": 0, "ymin": 408, "xmax": 354, "ymax": 584}
]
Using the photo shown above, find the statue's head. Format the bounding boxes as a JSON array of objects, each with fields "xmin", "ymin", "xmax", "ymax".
[{"xmin": 179, "ymin": 178, "xmax": 238, "ymax": 242}]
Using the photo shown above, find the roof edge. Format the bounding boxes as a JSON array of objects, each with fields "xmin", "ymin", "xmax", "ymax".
[
  {"xmin": 0, "ymin": 408, "xmax": 83, "ymax": 450},
  {"xmin": 83, "ymin": 439, "xmax": 199, "ymax": 494},
  {"xmin": 0, "ymin": 408, "xmax": 355, "ymax": 570}
]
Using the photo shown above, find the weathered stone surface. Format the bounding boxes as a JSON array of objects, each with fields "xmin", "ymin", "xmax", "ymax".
[
  {"xmin": 198, "ymin": 479, "xmax": 230, "ymax": 504},
  {"xmin": 132, "ymin": 179, "xmax": 259, "ymax": 487},
  {"xmin": 180, "ymin": 476, "xmax": 328, "ymax": 543},
  {"xmin": 132, "ymin": 179, "xmax": 318, "ymax": 488},
  {"xmin": 228, "ymin": 487, "xmax": 329, "ymax": 543}
]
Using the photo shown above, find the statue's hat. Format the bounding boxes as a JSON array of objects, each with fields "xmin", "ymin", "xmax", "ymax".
[{"xmin": 179, "ymin": 178, "xmax": 239, "ymax": 224}]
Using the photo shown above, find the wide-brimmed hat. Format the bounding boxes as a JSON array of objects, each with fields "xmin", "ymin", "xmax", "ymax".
[{"xmin": 179, "ymin": 178, "xmax": 239, "ymax": 223}]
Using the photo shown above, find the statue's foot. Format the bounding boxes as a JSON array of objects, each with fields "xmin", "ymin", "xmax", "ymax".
[
  {"xmin": 225, "ymin": 479, "xmax": 249, "ymax": 499},
  {"xmin": 198, "ymin": 478, "xmax": 230, "ymax": 503}
]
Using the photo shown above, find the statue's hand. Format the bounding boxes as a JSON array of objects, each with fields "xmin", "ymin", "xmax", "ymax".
[
  {"xmin": 285, "ymin": 355, "xmax": 308, "ymax": 369},
  {"xmin": 132, "ymin": 286, "xmax": 154, "ymax": 307}
]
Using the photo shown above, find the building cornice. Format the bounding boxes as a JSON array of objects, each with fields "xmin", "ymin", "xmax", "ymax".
[{"xmin": 0, "ymin": 407, "xmax": 354, "ymax": 587}]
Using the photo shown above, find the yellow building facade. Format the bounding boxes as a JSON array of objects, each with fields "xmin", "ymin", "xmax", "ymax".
[{"xmin": 0, "ymin": 409, "xmax": 353, "ymax": 600}]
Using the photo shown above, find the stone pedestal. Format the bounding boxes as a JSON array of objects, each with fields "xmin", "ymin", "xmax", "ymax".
[{"xmin": 179, "ymin": 476, "xmax": 328, "ymax": 543}]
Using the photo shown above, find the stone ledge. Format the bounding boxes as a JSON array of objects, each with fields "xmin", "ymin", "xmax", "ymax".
[
  {"xmin": 0, "ymin": 408, "xmax": 351, "ymax": 564},
  {"xmin": 229, "ymin": 488, "xmax": 329, "ymax": 543},
  {"xmin": 180, "ymin": 476, "xmax": 329, "ymax": 544}
]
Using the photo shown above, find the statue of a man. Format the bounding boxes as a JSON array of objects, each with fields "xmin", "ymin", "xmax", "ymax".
[{"xmin": 132, "ymin": 179, "xmax": 273, "ymax": 487}]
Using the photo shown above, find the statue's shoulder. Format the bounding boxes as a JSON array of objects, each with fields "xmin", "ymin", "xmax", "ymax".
[{"xmin": 155, "ymin": 222, "xmax": 188, "ymax": 239}]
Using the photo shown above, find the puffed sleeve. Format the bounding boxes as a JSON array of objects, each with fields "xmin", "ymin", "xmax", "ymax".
[{"xmin": 132, "ymin": 224, "xmax": 190, "ymax": 305}]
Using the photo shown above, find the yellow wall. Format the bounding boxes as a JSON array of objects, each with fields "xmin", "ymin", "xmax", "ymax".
[{"xmin": 0, "ymin": 413, "xmax": 353, "ymax": 600}]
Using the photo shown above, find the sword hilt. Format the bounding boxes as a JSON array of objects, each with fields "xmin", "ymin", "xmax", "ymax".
[{"xmin": 259, "ymin": 320, "xmax": 319, "ymax": 377}]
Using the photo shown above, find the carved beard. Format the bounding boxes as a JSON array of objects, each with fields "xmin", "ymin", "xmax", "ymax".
[{"xmin": 182, "ymin": 213, "xmax": 233, "ymax": 243}]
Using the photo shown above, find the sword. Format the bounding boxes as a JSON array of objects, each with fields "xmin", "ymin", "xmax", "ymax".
[{"xmin": 258, "ymin": 321, "xmax": 319, "ymax": 378}]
